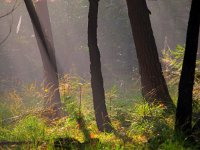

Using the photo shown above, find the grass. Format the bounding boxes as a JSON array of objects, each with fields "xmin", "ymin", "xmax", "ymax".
[{"xmin": 0, "ymin": 74, "xmax": 199, "ymax": 149}]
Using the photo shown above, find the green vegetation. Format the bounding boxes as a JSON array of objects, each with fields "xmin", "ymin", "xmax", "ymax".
[
  {"xmin": 0, "ymin": 46, "xmax": 200, "ymax": 149},
  {"xmin": 162, "ymin": 45, "xmax": 200, "ymax": 113}
]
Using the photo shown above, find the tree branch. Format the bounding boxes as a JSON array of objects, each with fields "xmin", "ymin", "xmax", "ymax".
[{"xmin": 0, "ymin": 0, "xmax": 19, "ymax": 19}]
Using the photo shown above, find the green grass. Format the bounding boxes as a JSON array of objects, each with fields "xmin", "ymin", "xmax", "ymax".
[{"xmin": 0, "ymin": 75, "xmax": 199, "ymax": 149}]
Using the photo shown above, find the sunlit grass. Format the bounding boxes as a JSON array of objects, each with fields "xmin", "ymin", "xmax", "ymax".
[{"xmin": 0, "ymin": 74, "xmax": 199, "ymax": 149}]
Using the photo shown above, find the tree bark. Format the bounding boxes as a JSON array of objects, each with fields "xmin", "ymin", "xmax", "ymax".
[
  {"xmin": 175, "ymin": 0, "xmax": 200, "ymax": 135},
  {"xmin": 126, "ymin": 0, "xmax": 174, "ymax": 107},
  {"xmin": 88, "ymin": 0, "xmax": 113, "ymax": 132},
  {"xmin": 24, "ymin": 0, "xmax": 62, "ymax": 119}
]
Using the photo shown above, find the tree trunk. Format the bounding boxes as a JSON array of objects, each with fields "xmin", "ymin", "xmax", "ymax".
[
  {"xmin": 24, "ymin": 0, "xmax": 62, "ymax": 119},
  {"xmin": 175, "ymin": 0, "xmax": 200, "ymax": 136},
  {"xmin": 88, "ymin": 0, "xmax": 113, "ymax": 132},
  {"xmin": 126, "ymin": 0, "xmax": 173, "ymax": 107}
]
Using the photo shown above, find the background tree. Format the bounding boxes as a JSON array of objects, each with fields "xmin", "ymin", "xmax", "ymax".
[
  {"xmin": 175, "ymin": 0, "xmax": 200, "ymax": 136},
  {"xmin": 88, "ymin": 0, "xmax": 113, "ymax": 132},
  {"xmin": 24, "ymin": 0, "xmax": 62, "ymax": 119},
  {"xmin": 0, "ymin": 0, "xmax": 191, "ymax": 89},
  {"xmin": 147, "ymin": 0, "xmax": 191, "ymax": 51},
  {"xmin": 126, "ymin": 0, "xmax": 174, "ymax": 107}
]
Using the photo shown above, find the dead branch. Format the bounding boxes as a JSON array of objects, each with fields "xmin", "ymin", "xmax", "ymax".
[{"xmin": 0, "ymin": 0, "xmax": 19, "ymax": 19}]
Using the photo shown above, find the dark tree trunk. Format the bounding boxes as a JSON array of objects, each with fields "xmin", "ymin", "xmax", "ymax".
[
  {"xmin": 175, "ymin": 0, "xmax": 200, "ymax": 136},
  {"xmin": 24, "ymin": 0, "xmax": 62, "ymax": 119},
  {"xmin": 126, "ymin": 0, "xmax": 173, "ymax": 107},
  {"xmin": 88, "ymin": 0, "xmax": 113, "ymax": 132}
]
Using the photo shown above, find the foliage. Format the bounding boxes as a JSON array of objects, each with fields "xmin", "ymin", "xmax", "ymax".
[
  {"xmin": 12, "ymin": 115, "xmax": 46, "ymax": 142},
  {"xmin": 0, "ymin": 74, "xmax": 199, "ymax": 149},
  {"xmin": 162, "ymin": 45, "xmax": 200, "ymax": 113},
  {"xmin": 162, "ymin": 44, "xmax": 200, "ymax": 84}
]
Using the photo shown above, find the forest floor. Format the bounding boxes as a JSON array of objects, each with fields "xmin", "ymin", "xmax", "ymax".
[{"xmin": 0, "ymin": 74, "xmax": 199, "ymax": 150}]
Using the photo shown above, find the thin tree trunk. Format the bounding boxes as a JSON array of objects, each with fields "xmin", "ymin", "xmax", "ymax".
[
  {"xmin": 175, "ymin": 0, "xmax": 200, "ymax": 136},
  {"xmin": 126, "ymin": 0, "xmax": 174, "ymax": 107},
  {"xmin": 24, "ymin": 0, "xmax": 62, "ymax": 119},
  {"xmin": 88, "ymin": 0, "xmax": 113, "ymax": 132}
]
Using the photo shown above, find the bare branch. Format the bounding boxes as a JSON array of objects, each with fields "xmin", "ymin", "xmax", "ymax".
[
  {"xmin": 0, "ymin": 0, "xmax": 21, "ymax": 45},
  {"xmin": 0, "ymin": 13, "xmax": 13, "ymax": 45},
  {"xmin": 0, "ymin": 0, "xmax": 19, "ymax": 19}
]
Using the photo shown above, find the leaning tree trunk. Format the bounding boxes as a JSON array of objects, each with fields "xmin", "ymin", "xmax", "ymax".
[
  {"xmin": 126, "ymin": 0, "xmax": 173, "ymax": 107},
  {"xmin": 88, "ymin": 0, "xmax": 113, "ymax": 132},
  {"xmin": 175, "ymin": 0, "xmax": 200, "ymax": 136},
  {"xmin": 24, "ymin": 0, "xmax": 62, "ymax": 119}
]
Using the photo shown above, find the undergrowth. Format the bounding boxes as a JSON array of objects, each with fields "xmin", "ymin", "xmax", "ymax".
[
  {"xmin": 0, "ymin": 45, "xmax": 200, "ymax": 149},
  {"xmin": 0, "ymin": 76, "xmax": 198, "ymax": 150}
]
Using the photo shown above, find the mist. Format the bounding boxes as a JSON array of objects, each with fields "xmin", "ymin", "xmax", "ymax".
[
  {"xmin": 1, "ymin": 0, "xmax": 200, "ymax": 149},
  {"xmin": 0, "ymin": 0, "xmax": 191, "ymax": 91}
]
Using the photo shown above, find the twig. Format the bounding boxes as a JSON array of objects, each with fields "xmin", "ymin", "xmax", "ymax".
[
  {"xmin": 0, "ymin": 0, "xmax": 21, "ymax": 45},
  {"xmin": 0, "ymin": 0, "xmax": 19, "ymax": 19},
  {"xmin": 0, "ymin": 13, "xmax": 13, "ymax": 45},
  {"xmin": 0, "ymin": 141, "xmax": 31, "ymax": 146},
  {"xmin": 2, "ymin": 108, "xmax": 43, "ymax": 125}
]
